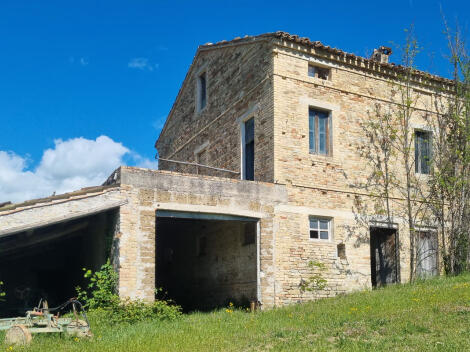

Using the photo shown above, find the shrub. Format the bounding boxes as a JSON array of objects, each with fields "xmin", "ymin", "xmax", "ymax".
[
  {"xmin": 108, "ymin": 298, "xmax": 181, "ymax": 324},
  {"xmin": 0, "ymin": 281, "xmax": 5, "ymax": 302},
  {"xmin": 76, "ymin": 260, "xmax": 119, "ymax": 310},
  {"xmin": 299, "ymin": 261, "xmax": 328, "ymax": 294},
  {"xmin": 76, "ymin": 261, "xmax": 181, "ymax": 324}
]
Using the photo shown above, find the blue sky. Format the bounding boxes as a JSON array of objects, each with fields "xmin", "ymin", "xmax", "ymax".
[{"xmin": 0, "ymin": 0, "xmax": 468, "ymax": 202}]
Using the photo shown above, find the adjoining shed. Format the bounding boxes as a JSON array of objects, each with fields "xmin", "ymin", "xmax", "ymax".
[{"xmin": 0, "ymin": 187, "xmax": 123, "ymax": 317}]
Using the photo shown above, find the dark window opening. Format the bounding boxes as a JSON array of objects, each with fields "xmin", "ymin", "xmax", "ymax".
[
  {"xmin": 243, "ymin": 118, "xmax": 255, "ymax": 181},
  {"xmin": 415, "ymin": 130, "xmax": 431, "ymax": 174},
  {"xmin": 308, "ymin": 65, "xmax": 330, "ymax": 80},
  {"xmin": 197, "ymin": 72, "xmax": 207, "ymax": 111},
  {"xmin": 337, "ymin": 243, "xmax": 346, "ymax": 259},
  {"xmin": 309, "ymin": 108, "xmax": 331, "ymax": 155}
]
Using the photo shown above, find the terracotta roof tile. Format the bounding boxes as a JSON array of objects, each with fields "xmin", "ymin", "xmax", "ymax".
[{"xmin": 200, "ymin": 31, "xmax": 453, "ymax": 85}]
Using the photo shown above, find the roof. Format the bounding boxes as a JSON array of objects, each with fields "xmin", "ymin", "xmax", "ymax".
[
  {"xmin": 0, "ymin": 184, "xmax": 120, "ymax": 213},
  {"xmin": 200, "ymin": 31, "xmax": 453, "ymax": 85}
]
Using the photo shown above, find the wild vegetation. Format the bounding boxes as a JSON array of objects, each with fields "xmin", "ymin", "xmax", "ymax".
[
  {"xmin": 356, "ymin": 21, "xmax": 470, "ymax": 280},
  {"xmin": 428, "ymin": 20, "xmax": 470, "ymax": 275},
  {"xmin": 1, "ymin": 273, "xmax": 469, "ymax": 351},
  {"xmin": 76, "ymin": 261, "xmax": 181, "ymax": 324},
  {"xmin": 0, "ymin": 282, "xmax": 5, "ymax": 302}
]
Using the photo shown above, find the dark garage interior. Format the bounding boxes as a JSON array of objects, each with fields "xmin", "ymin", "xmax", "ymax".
[
  {"xmin": 0, "ymin": 209, "xmax": 118, "ymax": 317},
  {"xmin": 156, "ymin": 211, "xmax": 258, "ymax": 311}
]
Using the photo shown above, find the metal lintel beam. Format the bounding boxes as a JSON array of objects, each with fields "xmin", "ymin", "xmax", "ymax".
[{"xmin": 156, "ymin": 210, "xmax": 257, "ymax": 222}]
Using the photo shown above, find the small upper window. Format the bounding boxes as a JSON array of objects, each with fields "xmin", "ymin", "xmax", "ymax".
[
  {"xmin": 197, "ymin": 72, "xmax": 207, "ymax": 112},
  {"xmin": 309, "ymin": 217, "xmax": 331, "ymax": 240},
  {"xmin": 309, "ymin": 108, "xmax": 331, "ymax": 155},
  {"xmin": 415, "ymin": 130, "xmax": 431, "ymax": 174},
  {"xmin": 308, "ymin": 65, "xmax": 330, "ymax": 80}
]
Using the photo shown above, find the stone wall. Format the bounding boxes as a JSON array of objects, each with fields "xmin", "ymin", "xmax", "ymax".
[
  {"xmin": 270, "ymin": 41, "xmax": 445, "ymax": 298},
  {"xmin": 156, "ymin": 41, "xmax": 275, "ymax": 182},
  {"xmin": 116, "ymin": 167, "xmax": 287, "ymax": 306}
]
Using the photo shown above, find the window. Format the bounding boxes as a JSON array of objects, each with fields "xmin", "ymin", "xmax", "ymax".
[
  {"xmin": 309, "ymin": 217, "xmax": 331, "ymax": 240},
  {"xmin": 308, "ymin": 65, "xmax": 330, "ymax": 80},
  {"xmin": 337, "ymin": 243, "xmax": 346, "ymax": 259},
  {"xmin": 243, "ymin": 222, "xmax": 256, "ymax": 245},
  {"xmin": 309, "ymin": 108, "xmax": 330, "ymax": 155},
  {"xmin": 415, "ymin": 130, "xmax": 431, "ymax": 174},
  {"xmin": 197, "ymin": 72, "xmax": 207, "ymax": 112},
  {"xmin": 242, "ymin": 118, "xmax": 255, "ymax": 180}
]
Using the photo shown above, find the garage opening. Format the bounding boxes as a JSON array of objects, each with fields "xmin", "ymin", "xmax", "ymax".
[
  {"xmin": 370, "ymin": 226, "xmax": 399, "ymax": 287},
  {"xmin": 156, "ymin": 211, "xmax": 259, "ymax": 311},
  {"xmin": 0, "ymin": 209, "xmax": 118, "ymax": 317}
]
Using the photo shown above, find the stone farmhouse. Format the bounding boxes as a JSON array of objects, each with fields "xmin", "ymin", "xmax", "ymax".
[{"xmin": 0, "ymin": 32, "xmax": 451, "ymax": 314}]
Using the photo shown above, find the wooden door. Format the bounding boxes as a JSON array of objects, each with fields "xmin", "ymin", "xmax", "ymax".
[
  {"xmin": 416, "ymin": 231, "xmax": 438, "ymax": 278},
  {"xmin": 370, "ymin": 227, "xmax": 398, "ymax": 287}
]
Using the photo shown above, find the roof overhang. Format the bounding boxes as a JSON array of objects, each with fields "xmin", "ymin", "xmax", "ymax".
[{"xmin": 0, "ymin": 187, "xmax": 125, "ymax": 238}]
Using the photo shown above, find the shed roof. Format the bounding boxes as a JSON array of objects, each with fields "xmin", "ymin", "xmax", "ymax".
[{"xmin": 0, "ymin": 185, "xmax": 119, "ymax": 214}]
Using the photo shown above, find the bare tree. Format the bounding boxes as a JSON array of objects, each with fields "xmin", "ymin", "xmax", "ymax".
[
  {"xmin": 357, "ymin": 27, "xmax": 433, "ymax": 282},
  {"xmin": 427, "ymin": 19, "xmax": 470, "ymax": 274}
]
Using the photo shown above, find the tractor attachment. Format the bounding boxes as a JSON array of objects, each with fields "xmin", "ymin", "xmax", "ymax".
[{"xmin": 0, "ymin": 298, "xmax": 92, "ymax": 346}]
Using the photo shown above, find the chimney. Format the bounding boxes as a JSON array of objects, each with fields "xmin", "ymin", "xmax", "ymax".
[{"xmin": 371, "ymin": 46, "xmax": 392, "ymax": 64}]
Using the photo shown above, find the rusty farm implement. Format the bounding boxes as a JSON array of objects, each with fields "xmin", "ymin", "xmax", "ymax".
[{"xmin": 0, "ymin": 298, "xmax": 92, "ymax": 346}]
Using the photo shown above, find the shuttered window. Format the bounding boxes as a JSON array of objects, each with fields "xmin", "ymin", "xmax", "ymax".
[
  {"xmin": 309, "ymin": 108, "xmax": 330, "ymax": 155},
  {"xmin": 415, "ymin": 130, "xmax": 431, "ymax": 174}
]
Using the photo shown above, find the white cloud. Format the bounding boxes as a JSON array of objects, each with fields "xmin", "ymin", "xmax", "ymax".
[
  {"xmin": 130, "ymin": 151, "xmax": 159, "ymax": 169},
  {"xmin": 128, "ymin": 58, "xmax": 159, "ymax": 71},
  {"xmin": 0, "ymin": 136, "xmax": 157, "ymax": 203},
  {"xmin": 152, "ymin": 116, "xmax": 166, "ymax": 132}
]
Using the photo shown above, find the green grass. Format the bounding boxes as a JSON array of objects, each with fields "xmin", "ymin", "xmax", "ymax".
[{"xmin": 2, "ymin": 274, "xmax": 470, "ymax": 351}]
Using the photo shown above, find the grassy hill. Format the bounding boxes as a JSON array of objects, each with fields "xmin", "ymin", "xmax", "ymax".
[{"xmin": 2, "ymin": 273, "xmax": 470, "ymax": 351}]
